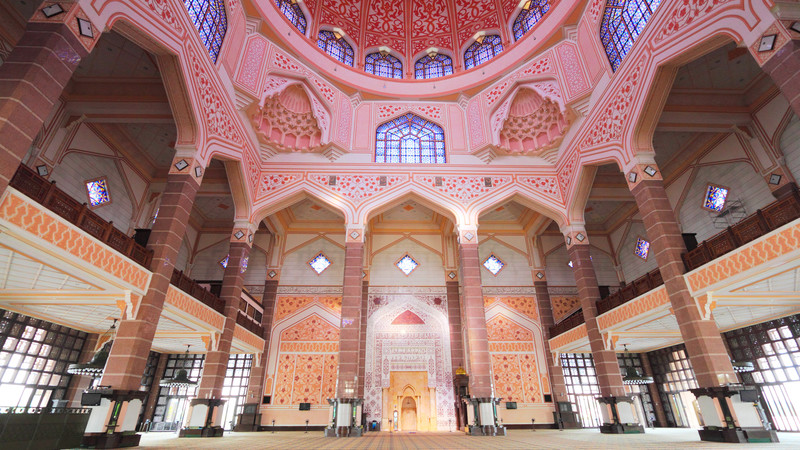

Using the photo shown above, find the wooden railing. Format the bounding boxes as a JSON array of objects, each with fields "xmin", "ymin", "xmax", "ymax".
[
  {"xmin": 597, "ymin": 269, "xmax": 663, "ymax": 315},
  {"xmin": 170, "ymin": 269, "xmax": 225, "ymax": 315},
  {"xmin": 237, "ymin": 310, "xmax": 264, "ymax": 337},
  {"xmin": 682, "ymin": 188, "xmax": 800, "ymax": 271},
  {"xmin": 549, "ymin": 309, "xmax": 584, "ymax": 338},
  {"xmin": 9, "ymin": 164, "xmax": 152, "ymax": 267},
  {"xmin": 551, "ymin": 188, "xmax": 800, "ymax": 339}
]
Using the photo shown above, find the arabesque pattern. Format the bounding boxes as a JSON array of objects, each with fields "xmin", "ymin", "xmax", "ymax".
[{"xmin": 275, "ymin": 295, "xmax": 342, "ymax": 321}]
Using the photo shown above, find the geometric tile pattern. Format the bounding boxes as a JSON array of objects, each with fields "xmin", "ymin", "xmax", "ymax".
[
  {"xmin": 274, "ymin": 295, "xmax": 342, "ymax": 321},
  {"xmin": 483, "ymin": 296, "xmax": 538, "ymax": 321}
]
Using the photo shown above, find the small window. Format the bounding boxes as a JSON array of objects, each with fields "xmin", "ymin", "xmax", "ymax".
[
  {"xmin": 275, "ymin": 0, "xmax": 306, "ymax": 34},
  {"xmin": 513, "ymin": 0, "xmax": 550, "ymax": 41},
  {"xmin": 317, "ymin": 30, "xmax": 354, "ymax": 66},
  {"xmin": 464, "ymin": 34, "xmax": 503, "ymax": 70},
  {"xmin": 240, "ymin": 256, "xmax": 249, "ymax": 273},
  {"xmin": 375, "ymin": 113, "xmax": 446, "ymax": 164},
  {"xmin": 414, "ymin": 53, "xmax": 454, "ymax": 79},
  {"xmin": 482, "ymin": 254, "xmax": 505, "ymax": 276},
  {"xmin": 308, "ymin": 252, "xmax": 332, "ymax": 275},
  {"xmin": 219, "ymin": 255, "xmax": 229, "ymax": 268},
  {"xmin": 599, "ymin": 0, "xmax": 663, "ymax": 71},
  {"xmin": 365, "ymin": 52, "xmax": 403, "ymax": 79},
  {"xmin": 85, "ymin": 177, "xmax": 111, "ymax": 207},
  {"xmin": 183, "ymin": 0, "xmax": 228, "ymax": 63},
  {"xmin": 634, "ymin": 237, "xmax": 650, "ymax": 260},
  {"xmin": 396, "ymin": 254, "xmax": 419, "ymax": 276},
  {"xmin": 703, "ymin": 184, "xmax": 729, "ymax": 212}
]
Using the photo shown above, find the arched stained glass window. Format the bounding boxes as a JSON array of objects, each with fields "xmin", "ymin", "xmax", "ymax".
[
  {"xmin": 414, "ymin": 53, "xmax": 454, "ymax": 79},
  {"xmin": 600, "ymin": 0, "xmax": 663, "ymax": 71},
  {"xmin": 513, "ymin": 0, "xmax": 550, "ymax": 41},
  {"xmin": 464, "ymin": 34, "xmax": 503, "ymax": 70},
  {"xmin": 365, "ymin": 52, "xmax": 403, "ymax": 79},
  {"xmin": 275, "ymin": 0, "xmax": 306, "ymax": 34},
  {"xmin": 317, "ymin": 30, "xmax": 355, "ymax": 66},
  {"xmin": 376, "ymin": 113, "xmax": 446, "ymax": 164},
  {"xmin": 184, "ymin": 0, "xmax": 228, "ymax": 63}
]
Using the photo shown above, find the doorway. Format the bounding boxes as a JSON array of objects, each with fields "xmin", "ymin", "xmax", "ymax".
[{"xmin": 402, "ymin": 396, "xmax": 417, "ymax": 431}]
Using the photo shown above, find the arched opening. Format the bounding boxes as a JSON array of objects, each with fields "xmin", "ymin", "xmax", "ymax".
[{"xmin": 401, "ymin": 396, "xmax": 418, "ymax": 431}]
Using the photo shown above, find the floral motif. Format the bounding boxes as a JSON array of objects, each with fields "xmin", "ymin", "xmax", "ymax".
[
  {"xmin": 484, "ymin": 296, "xmax": 539, "ymax": 321},
  {"xmin": 187, "ymin": 45, "xmax": 244, "ymax": 145},
  {"xmin": 414, "ymin": 175, "xmax": 511, "ymax": 204},
  {"xmin": 517, "ymin": 176, "xmax": 563, "ymax": 201},
  {"xmin": 275, "ymin": 295, "xmax": 342, "ymax": 321},
  {"xmin": 310, "ymin": 174, "xmax": 408, "ymax": 205},
  {"xmin": 486, "ymin": 315, "xmax": 534, "ymax": 341},
  {"xmin": 237, "ymin": 38, "xmax": 267, "ymax": 92},
  {"xmin": 257, "ymin": 173, "xmax": 302, "ymax": 198},
  {"xmin": 281, "ymin": 314, "xmax": 339, "ymax": 341}
]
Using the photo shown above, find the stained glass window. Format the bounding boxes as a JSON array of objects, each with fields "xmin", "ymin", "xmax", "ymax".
[
  {"xmin": 240, "ymin": 256, "xmax": 249, "ymax": 273},
  {"xmin": 317, "ymin": 30, "xmax": 354, "ymax": 66},
  {"xmin": 275, "ymin": 0, "xmax": 306, "ymax": 34},
  {"xmin": 513, "ymin": 0, "xmax": 550, "ymax": 41},
  {"xmin": 365, "ymin": 52, "xmax": 403, "ymax": 79},
  {"xmin": 396, "ymin": 254, "xmax": 419, "ymax": 276},
  {"xmin": 86, "ymin": 177, "xmax": 111, "ymax": 207},
  {"xmin": 599, "ymin": 0, "xmax": 663, "ymax": 71},
  {"xmin": 414, "ymin": 53, "xmax": 454, "ymax": 79},
  {"xmin": 482, "ymin": 254, "xmax": 505, "ymax": 275},
  {"xmin": 375, "ymin": 113, "xmax": 446, "ymax": 164},
  {"xmin": 464, "ymin": 34, "xmax": 503, "ymax": 70},
  {"xmin": 634, "ymin": 237, "xmax": 650, "ymax": 260},
  {"xmin": 309, "ymin": 252, "xmax": 331, "ymax": 274},
  {"xmin": 219, "ymin": 255, "xmax": 229, "ymax": 268},
  {"xmin": 184, "ymin": 0, "xmax": 228, "ymax": 63},
  {"xmin": 703, "ymin": 184, "xmax": 729, "ymax": 212}
]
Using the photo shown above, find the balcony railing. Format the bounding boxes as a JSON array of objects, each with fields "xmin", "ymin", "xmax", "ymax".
[
  {"xmin": 9, "ymin": 164, "xmax": 152, "ymax": 267},
  {"xmin": 597, "ymin": 269, "xmax": 663, "ymax": 315},
  {"xmin": 682, "ymin": 188, "xmax": 800, "ymax": 271},
  {"xmin": 549, "ymin": 309, "xmax": 584, "ymax": 338},
  {"xmin": 550, "ymin": 187, "xmax": 800, "ymax": 339},
  {"xmin": 237, "ymin": 310, "xmax": 264, "ymax": 337},
  {"xmin": 170, "ymin": 269, "xmax": 225, "ymax": 315}
]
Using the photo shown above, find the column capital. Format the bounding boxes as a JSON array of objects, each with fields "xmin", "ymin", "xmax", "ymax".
[
  {"xmin": 532, "ymin": 268, "xmax": 547, "ymax": 283},
  {"xmin": 456, "ymin": 225, "xmax": 478, "ymax": 245},
  {"xmin": 748, "ymin": 19, "xmax": 797, "ymax": 67},
  {"xmin": 345, "ymin": 226, "xmax": 365, "ymax": 243},
  {"xmin": 169, "ymin": 155, "xmax": 205, "ymax": 183},
  {"xmin": 30, "ymin": 1, "xmax": 101, "ymax": 52},
  {"xmin": 231, "ymin": 220, "xmax": 257, "ymax": 246},
  {"xmin": 560, "ymin": 224, "xmax": 588, "ymax": 248},
  {"xmin": 625, "ymin": 162, "xmax": 662, "ymax": 191}
]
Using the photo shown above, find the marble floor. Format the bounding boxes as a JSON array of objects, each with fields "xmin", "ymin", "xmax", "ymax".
[{"xmin": 137, "ymin": 428, "xmax": 800, "ymax": 449}]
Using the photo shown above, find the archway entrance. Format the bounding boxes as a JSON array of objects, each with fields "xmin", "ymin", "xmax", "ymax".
[{"xmin": 401, "ymin": 396, "xmax": 417, "ymax": 431}]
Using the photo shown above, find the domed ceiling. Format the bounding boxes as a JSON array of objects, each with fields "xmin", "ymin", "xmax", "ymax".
[{"xmin": 306, "ymin": 0, "xmax": 520, "ymax": 61}]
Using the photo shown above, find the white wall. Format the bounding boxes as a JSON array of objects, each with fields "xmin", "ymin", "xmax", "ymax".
[
  {"xmin": 678, "ymin": 162, "xmax": 774, "ymax": 243},
  {"xmin": 782, "ymin": 115, "xmax": 800, "ymax": 182},
  {"xmin": 369, "ymin": 238, "xmax": 445, "ymax": 286},
  {"xmin": 590, "ymin": 249, "xmax": 620, "ymax": 286},
  {"xmin": 280, "ymin": 237, "xmax": 345, "ymax": 286},
  {"xmin": 478, "ymin": 238, "xmax": 532, "ymax": 286},
  {"xmin": 617, "ymin": 222, "xmax": 658, "ymax": 281},
  {"xmin": 544, "ymin": 246, "xmax": 576, "ymax": 286}
]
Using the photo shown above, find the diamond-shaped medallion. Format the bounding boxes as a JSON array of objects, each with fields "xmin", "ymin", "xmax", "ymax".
[
  {"xmin": 536, "ymin": 271, "xmax": 544, "ymax": 279},
  {"xmin": 350, "ymin": 230, "xmax": 360, "ymax": 240},
  {"xmin": 576, "ymin": 233, "xmax": 585, "ymax": 242},
  {"xmin": 482, "ymin": 254, "xmax": 504, "ymax": 276},
  {"xmin": 234, "ymin": 230, "xmax": 245, "ymax": 240},
  {"xmin": 464, "ymin": 232, "xmax": 474, "ymax": 241},
  {"xmin": 268, "ymin": 270, "xmax": 277, "ymax": 278},
  {"xmin": 174, "ymin": 159, "xmax": 189, "ymax": 171},
  {"xmin": 309, "ymin": 253, "xmax": 331, "ymax": 274},
  {"xmin": 448, "ymin": 271, "xmax": 456, "ymax": 279}
]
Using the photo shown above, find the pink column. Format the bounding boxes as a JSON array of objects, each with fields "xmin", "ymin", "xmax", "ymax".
[
  {"xmin": 762, "ymin": 40, "xmax": 800, "ymax": 119},
  {"xmin": 357, "ymin": 280, "xmax": 368, "ymax": 398},
  {"xmin": 531, "ymin": 274, "xmax": 567, "ymax": 404},
  {"xmin": 0, "ymin": 3, "xmax": 97, "ymax": 194},
  {"xmin": 446, "ymin": 281, "xmax": 465, "ymax": 372},
  {"xmin": 102, "ymin": 159, "xmax": 203, "ymax": 390}
]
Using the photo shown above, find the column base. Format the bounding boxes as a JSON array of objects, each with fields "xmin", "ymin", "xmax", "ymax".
[
  {"xmin": 324, "ymin": 398, "xmax": 363, "ymax": 437},
  {"xmin": 698, "ymin": 427, "xmax": 779, "ymax": 444},
  {"xmin": 600, "ymin": 422, "xmax": 645, "ymax": 434},
  {"xmin": 178, "ymin": 426, "xmax": 225, "ymax": 438},
  {"xmin": 233, "ymin": 403, "xmax": 261, "ymax": 431},
  {"xmin": 323, "ymin": 425, "xmax": 363, "ymax": 437},
  {"xmin": 81, "ymin": 432, "xmax": 141, "ymax": 448},
  {"xmin": 466, "ymin": 425, "xmax": 507, "ymax": 436}
]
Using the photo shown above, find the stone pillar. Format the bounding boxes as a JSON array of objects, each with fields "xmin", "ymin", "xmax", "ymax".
[
  {"xmin": 66, "ymin": 333, "xmax": 98, "ymax": 407},
  {"xmin": 186, "ymin": 222, "xmax": 255, "ymax": 437},
  {"xmin": 456, "ymin": 227, "xmax": 504, "ymax": 436},
  {"xmin": 531, "ymin": 271, "xmax": 568, "ymax": 407},
  {"xmin": 326, "ymin": 227, "xmax": 365, "ymax": 437},
  {"xmin": 446, "ymin": 281, "xmax": 465, "ymax": 372},
  {"xmin": 564, "ymin": 229, "xmax": 642, "ymax": 434},
  {"xmin": 762, "ymin": 39, "xmax": 800, "ymax": 119},
  {"xmin": 141, "ymin": 353, "xmax": 168, "ymax": 424},
  {"xmin": 93, "ymin": 157, "xmax": 202, "ymax": 445},
  {"xmin": 357, "ymin": 280, "xmax": 368, "ymax": 398},
  {"xmin": 0, "ymin": 2, "xmax": 98, "ymax": 195},
  {"xmin": 640, "ymin": 352, "xmax": 666, "ymax": 428},
  {"xmin": 626, "ymin": 165, "xmax": 775, "ymax": 442},
  {"xmin": 236, "ymin": 279, "xmax": 278, "ymax": 432}
]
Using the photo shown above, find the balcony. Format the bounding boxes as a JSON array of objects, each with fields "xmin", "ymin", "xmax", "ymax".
[
  {"xmin": 170, "ymin": 269, "xmax": 225, "ymax": 315},
  {"xmin": 9, "ymin": 164, "xmax": 152, "ymax": 267},
  {"xmin": 597, "ymin": 269, "xmax": 663, "ymax": 315}
]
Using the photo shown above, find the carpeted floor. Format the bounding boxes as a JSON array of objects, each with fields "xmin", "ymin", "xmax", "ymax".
[{"xmin": 137, "ymin": 428, "xmax": 799, "ymax": 449}]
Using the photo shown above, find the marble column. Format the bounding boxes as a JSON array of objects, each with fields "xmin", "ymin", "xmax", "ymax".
[
  {"xmin": 565, "ymin": 230, "xmax": 642, "ymax": 433},
  {"xmin": 626, "ymin": 166, "xmax": 773, "ymax": 442},
  {"xmin": 188, "ymin": 223, "xmax": 254, "ymax": 435},
  {"xmin": 0, "ymin": 3, "xmax": 97, "ymax": 194}
]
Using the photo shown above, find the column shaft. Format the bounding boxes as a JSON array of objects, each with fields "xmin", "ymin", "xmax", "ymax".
[
  {"xmin": 245, "ymin": 279, "xmax": 278, "ymax": 402},
  {"xmin": 197, "ymin": 241, "xmax": 251, "ymax": 399},
  {"xmin": 630, "ymin": 179, "xmax": 735, "ymax": 386},
  {"xmin": 0, "ymin": 22, "xmax": 86, "ymax": 193},
  {"xmin": 102, "ymin": 173, "xmax": 200, "ymax": 390},
  {"xmin": 763, "ymin": 40, "xmax": 800, "ymax": 119},
  {"xmin": 567, "ymin": 244, "xmax": 625, "ymax": 397},
  {"xmin": 458, "ymin": 243, "xmax": 492, "ymax": 398},
  {"xmin": 533, "ymin": 280, "xmax": 567, "ymax": 402},
  {"xmin": 357, "ymin": 280, "xmax": 368, "ymax": 398},
  {"xmin": 446, "ymin": 281, "xmax": 465, "ymax": 371},
  {"xmin": 336, "ymin": 242, "xmax": 364, "ymax": 398}
]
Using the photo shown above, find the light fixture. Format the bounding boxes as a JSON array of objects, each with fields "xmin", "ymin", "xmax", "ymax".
[
  {"xmin": 36, "ymin": 165, "xmax": 49, "ymax": 176},
  {"xmin": 77, "ymin": 18, "xmax": 93, "ymax": 38},
  {"xmin": 41, "ymin": 3, "xmax": 64, "ymax": 18},
  {"xmin": 769, "ymin": 173, "xmax": 782, "ymax": 185},
  {"xmin": 628, "ymin": 172, "xmax": 638, "ymax": 183},
  {"xmin": 160, "ymin": 345, "xmax": 198, "ymax": 387},
  {"xmin": 234, "ymin": 230, "xmax": 245, "ymax": 240},
  {"xmin": 791, "ymin": 22, "xmax": 800, "ymax": 34},
  {"xmin": 536, "ymin": 271, "xmax": 544, "ymax": 279},
  {"xmin": 643, "ymin": 166, "xmax": 657, "ymax": 177},
  {"xmin": 68, "ymin": 319, "xmax": 117, "ymax": 378},
  {"xmin": 732, "ymin": 360, "xmax": 755, "ymax": 373},
  {"xmin": 194, "ymin": 166, "xmax": 203, "ymax": 178},
  {"xmin": 758, "ymin": 34, "xmax": 777, "ymax": 52},
  {"xmin": 576, "ymin": 233, "xmax": 586, "ymax": 242},
  {"xmin": 565, "ymin": 236, "xmax": 572, "ymax": 245},
  {"xmin": 621, "ymin": 345, "xmax": 654, "ymax": 385},
  {"xmin": 174, "ymin": 159, "xmax": 189, "ymax": 171}
]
